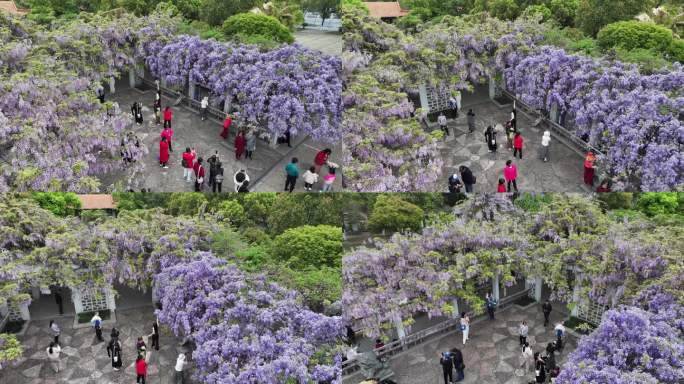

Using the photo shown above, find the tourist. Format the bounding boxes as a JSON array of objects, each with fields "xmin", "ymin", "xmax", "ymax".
[
  {"xmin": 485, "ymin": 125, "xmax": 497, "ymax": 152},
  {"xmin": 497, "ymin": 178, "xmax": 507, "ymax": 193},
  {"xmin": 450, "ymin": 348, "xmax": 465, "ymax": 382},
  {"xmin": 540, "ymin": 130, "xmax": 551, "ymax": 162},
  {"xmin": 513, "ymin": 132, "xmax": 523, "ymax": 159},
  {"xmin": 159, "ymin": 137, "xmax": 169, "ymax": 168},
  {"xmin": 153, "ymin": 96, "xmax": 161, "ymax": 125},
  {"xmin": 596, "ymin": 179, "xmax": 611, "ymax": 193},
  {"xmin": 90, "ymin": 312, "xmax": 103, "ymax": 342},
  {"xmin": 438, "ymin": 112, "xmax": 449, "ymax": 137},
  {"xmin": 283, "ymin": 127, "xmax": 292, "ymax": 148},
  {"xmin": 213, "ymin": 162, "xmax": 224, "ymax": 193},
  {"xmin": 284, "ymin": 157, "xmax": 299, "ymax": 193},
  {"xmin": 207, "ymin": 153, "xmax": 218, "ymax": 188},
  {"xmin": 460, "ymin": 312, "xmax": 469, "ymax": 345},
  {"xmin": 521, "ymin": 342, "xmax": 533, "ymax": 373},
  {"xmin": 554, "ymin": 322, "xmax": 565, "ymax": 339},
  {"xmin": 321, "ymin": 167, "xmax": 336, "ymax": 192},
  {"xmin": 46, "ymin": 342, "xmax": 61, "ymax": 373},
  {"xmin": 235, "ymin": 130, "xmax": 246, "ymax": 160},
  {"xmin": 162, "ymin": 126, "xmax": 174, "ymax": 152},
  {"xmin": 448, "ymin": 173, "xmax": 463, "ymax": 193},
  {"xmin": 107, "ymin": 337, "xmax": 122, "ymax": 371},
  {"xmin": 237, "ymin": 179, "xmax": 250, "ymax": 192},
  {"xmin": 221, "ymin": 115, "xmax": 232, "ymax": 139},
  {"xmin": 49, "ymin": 320, "xmax": 60, "ymax": 345},
  {"xmin": 439, "ymin": 351, "xmax": 454, "ymax": 384},
  {"xmin": 200, "ymin": 96, "xmax": 209, "ymax": 121},
  {"xmin": 163, "ymin": 106, "xmax": 173, "ymax": 128},
  {"xmin": 459, "ymin": 165, "xmax": 475, "ymax": 193},
  {"xmin": 110, "ymin": 327, "xmax": 120, "ymax": 340},
  {"xmin": 519, "ymin": 321, "xmax": 529, "ymax": 346},
  {"xmin": 193, "ymin": 157, "xmax": 205, "ymax": 191},
  {"xmin": 504, "ymin": 160, "xmax": 519, "ymax": 192},
  {"xmin": 181, "ymin": 148, "xmax": 195, "ymax": 183},
  {"xmin": 314, "ymin": 148, "xmax": 332, "ymax": 174},
  {"xmin": 154, "ymin": 78, "xmax": 160, "ymax": 92},
  {"xmin": 374, "ymin": 339, "xmax": 384, "ymax": 350},
  {"xmin": 136, "ymin": 354, "xmax": 148, "ymax": 384},
  {"xmin": 245, "ymin": 129, "xmax": 256, "ymax": 160},
  {"xmin": 150, "ymin": 321, "xmax": 159, "ymax": 351},
  {"xmin": 302, "ymin": 166, "xmax": 319, "ymax": 191},
  {"xmin": 485, "ymin": 293, "xmax": 497, "ymax": 320},
  {"xmin": 132, "ymin": 101, "xmax": 144, "ymax": 125},
  {"xmin": 234, "ymin": 169, "xmax": 249, "ymax": 192},
  {"xmin": 534, "ymin": 352, "xmax": 546, "ymax": 383},
  {"xmin": 54, "ymin": 289, "xmax": 63, "ymax": 315},
  {"xmin": 136, "ymin": 336, "xmax": 147, "ymax": 356},
  {"xmin": 583, "ymin": 151, "xmax": 596, "ymax": 186},
  {"xmin": 511, "ymin": 106, "xmax": 517, "ymax": 131},
  {"xmin": 505, "ymin": 120, "xmax": 515, "ymax": 150},
  {"xmin": 96, "ymin": 84, "xmax": 105, "ymax": 103},
  {"xmin": 542, "ymin": 300, "xmax": 552, "ymax": 327},
  {"xmin": 466, "ymin": 109, "xmax": 475, "ymax": 133},
  {"xmin": 175, "ymin": 353, "xmax": 187, "ymax": 384}
]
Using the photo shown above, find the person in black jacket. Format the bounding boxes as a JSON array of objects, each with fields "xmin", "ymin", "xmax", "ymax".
[
  {"xmin": 459, "ymin": 166, "xmax": 475, "ymax": 193},
  {"xmin": 439, "ymin": 352, "xmax": 454, "ymax": 384},
  {"xmin": 534, "ymin": 352, "xmax": 546, "ymax": 383},
  {"xmin": 450, "ymin": 348, "xmax": 465, "ymax": 382},
  {"xmin": 542, "ymin": 301, "xmax": 552, "ymax": 326}
]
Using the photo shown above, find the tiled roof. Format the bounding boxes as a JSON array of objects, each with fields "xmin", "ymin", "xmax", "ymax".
[
  {"xmin": 77, "ymin": 195, "xmax": 117, "ymax": 210},
  {"xmin": 363, "ymin": 2, "xmax": 409, "ymax": 18},
  {"xmin": 0, "ymin": 1, "xmax": 28, "ymax": 16}
]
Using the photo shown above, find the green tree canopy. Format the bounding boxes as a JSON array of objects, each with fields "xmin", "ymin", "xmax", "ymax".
[
  {"xmin": 576, "ymin": 0, "xmax": 654, "ymax": 36},
  {"xmin": 367, "ymin": 194, "xmax": 424, "ymax": 233},
  {"xmin": 272, "ymin": 225, "xmax": 343, "ymax": 269},
  {"xmin": 30, "ymin": 192, "xmax": 81, "ymax": 217},
  {"xmin": 222, "ymin": 12, "xmax": 295, "ymax": 44}
]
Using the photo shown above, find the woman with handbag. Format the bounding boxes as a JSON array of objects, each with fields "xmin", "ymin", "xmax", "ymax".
[
  {"xmin": 107, "ymin": 337, "xmax": 123, "ymax": 371},
  {"xmin": 194, "ymin": 157, "xmax": 205, "ymax": 192},
  {"xmin": 460, "ymin": 312, "xmax": 469, "ymax": 345},
  {"xmin": 181, "ymin": 148, "xmax": 195, "ymax": 183}
]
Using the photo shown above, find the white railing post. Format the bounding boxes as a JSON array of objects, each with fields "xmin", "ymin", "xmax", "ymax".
[
  {"xmin": 571, "ymin": 283, "xmax": 581, "ymax": 317},
  {"xmin": 451, "ymin": 298, "xmax": 460, "ymax": 318},
  {"xmin": 492, "ymin": 274, "xmax": 500, "ymax": 302},
  {"xmin": 534, "ymin": 276, "xmax": 542, "ymax": 302},
  {"xmin": 488, "ymin": 75, "xmax": 496, "ymax": 100},
  {"xmin": 72, "ymin": 288, "xmax": 83, "ymax": 314}
]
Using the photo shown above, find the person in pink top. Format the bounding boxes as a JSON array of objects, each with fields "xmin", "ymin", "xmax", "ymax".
[
  {"xmin": 503, "ymin": 160, "xmax": 518, "ymax": 192},
  {"xmin": 320, "ymin": 167, "xmax": 336, "ymax": 192}
]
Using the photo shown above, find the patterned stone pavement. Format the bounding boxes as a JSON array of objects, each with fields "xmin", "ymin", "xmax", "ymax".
[
  {"xmin": 1, "ymin": 308, "xmax": 196, "ymax": 384},
  {"xmin": 382, "ymin": 304, "xmax": 577, "ymax": 384},
  {"xmin": 435, "ymin": 99, "xmax": 588, "ymax": 193}
]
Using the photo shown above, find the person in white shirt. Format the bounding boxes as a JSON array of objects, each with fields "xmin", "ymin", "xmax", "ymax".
[
  {"xmin": 438, "ymin": 112, "xmax": 449, "ymax": 137},
  {"xmin": 460, "ymin": 312, "xmax": 470, "ymax": 345},
  {"xmin": 521, "ymin": 342, "xmax": 533, "ymax": 372},
  {"xmin": 302, "ymin": 166, "xmax": 319, "ymax": 191},
  {"xmin": 234, "ymin": 169, "xmax": 250, "ymax": 192},
  {"xmin": 540, "ymin": 130, "xmax": 551, "ymax": 162},
  {"xmin": 200, "ymin": 96, "xmax": 209, "ymax": 121},
  {"xmin": 46, "ymin": 342, "xmax": 62, "ymax": 372},
  {"xmin": 175, "ymin": 353, "xmax": 187, "ymax": 384},
  {"xmin": 91, "ymin": 312, "xmax": 103, "ymax": 341}
]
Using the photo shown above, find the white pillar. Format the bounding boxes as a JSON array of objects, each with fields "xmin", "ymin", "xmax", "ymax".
[
  {"xmin": 451, "ymin": 298, "xmax": 460, "ymax": 318},
  {"xmin": 106, "ymin": 287, "xmax": 116, "ymax": 311},
  {"xmin": 270, "ymin": 133, "xmax": 278, "ymax": 149},
  {"xmin": 129, "ymin": 69, "xmax": 136, "ymax": 88},
  {"xmin": 72, "ymin": 289, "xmax": 83, "ymax": 314},
  {"xmin": 19, "ymin": 302, "xmax": 30, "ymax": 321},
  {"xmin": 31, "ymin": 287, "xmax": 40, "ymax": 300},
  {"xmin": 550, "ymin": 102, "xmax": 559, "ymax": 124},
  {"xmin": 488, "ymin": 75, "xmax": 496, "ymax": 100},
  {"xmin": 223, "ymin": 98, "xmax": 232, "ymax": 115},
  {"xmin": 109, "ymin": 76, "xmax": 116, "ymax": 94},
  {"xmin": 188, "ymin": 79, "xmax": 196, "ymax": 101},
  {"xmin": 571, "ymin": 283, "xmax": 581, "ymax": 317},
  {"xmin": 393, "ymin": 314, "xmax": 406, "ymax": 340},
  {"xmin": 492, "ymin": 274, "xmax": 500, "ymax": 302},
  {"xmin": 534, "ymin": 276, "xmax": 542, "ymax": 302},
  {"xmin": 418, "ymin": 84, "xmax": 429, "ymax": 112}
]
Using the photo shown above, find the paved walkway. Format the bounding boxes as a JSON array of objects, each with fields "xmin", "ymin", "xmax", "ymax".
[
  {"xmin": 436, "ymin": 94, "xmax": 587, "ymax": 193},
  {"xmin": 2, "ymin": 308, "xmax": 195, "ymax": 384},
  {"xmin": 344, "ymin": 304, "xmax": 577, "ymax": 384},
  {"xmin": 294, "ymin": 29, "xmax": 342, "ymax": 56}
]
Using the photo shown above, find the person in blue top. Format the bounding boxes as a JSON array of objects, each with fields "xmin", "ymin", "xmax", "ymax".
[
  {"xmin": 284, "ymin": 157, "xmax": 299, "ymax": 193},
  {"xmin": 485, "ymin": 293, "xmax": 497, "ymax": 320}
]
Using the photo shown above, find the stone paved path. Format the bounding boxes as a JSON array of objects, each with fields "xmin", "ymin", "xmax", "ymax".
[
  {"xmin": 1, "ymin": 308, "xmax": 196, "ymax": 384},
  {"xmin": 435, "ymin": 99, "xmax": 587, "ymax": 193},
  {"xmin": 344, "ymin": 304, "xmax": 577, "ymax": 384}
]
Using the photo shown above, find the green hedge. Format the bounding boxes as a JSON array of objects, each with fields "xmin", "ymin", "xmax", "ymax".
[
  {"xmin": 597, "ymin": 21, "xmax": 683, "ymax": 62},
  {"xmin": 222, "ymin": 13, "xmax": 294, "ymax": 44}
]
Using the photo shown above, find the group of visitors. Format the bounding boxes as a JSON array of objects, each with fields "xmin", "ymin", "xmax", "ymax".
[
  {"xmin": 439, "ymin": 348, "xmax": 466, "ymax": 383},
  {"xmin": 284, "ymin": 148, "xmax": 337, "ymax": 192}
]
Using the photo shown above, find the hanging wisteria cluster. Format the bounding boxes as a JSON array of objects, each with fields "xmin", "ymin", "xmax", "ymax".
[
  {"xmin": 154, "ymin": 253, "xmax": 343, "ymax": 384},
  {"xmin": 342, "ymin": 6, "xmax": 684, "ymax": 191},
  {"xmin": 343, "ymin": 194, "xmax": 683, "ymax": 340},
  {"xmin": 146, "ymin": 35, "xmax": 342, "ymax": 141}
]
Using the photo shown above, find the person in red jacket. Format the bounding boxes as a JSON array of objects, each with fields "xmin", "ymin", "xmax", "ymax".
[
  {"xmin": 161, "ymin": 126, "xmax": 174, "ymax": 152},
  {"xmin": 135, "ymin": 355, "xmax": 147, "ymax": 384},
  {"xmin": 234, "ymin": 130, "xmax": 246, "ymax": 160},
  {"xmin": 159, "ymin": 137, "xmax": 169, "ymax": 168},
  {"xmin": 182, "ymin": 147, "xmax": 195, "ymax": 182},
  {"xmin": 513, "ymin": 132, "xmax": 523, "ymax": 159},
  {"xmin": 221, "ymin": 115, "xmax": 232, "ymax": 139},
  {"xmin": 497, "ymin": 178, "xmax": 507, "ymax": 193},
  {"xmin": 193, "ymin": 157, "xmax": 205, "ymax": 192},
  {"xmin": 314, "ymin": 148, "xmax": 332, "ymax": 173},
  {"xmin": 163, "ymin": 107, "xmax": 173, "ymax": 128}
]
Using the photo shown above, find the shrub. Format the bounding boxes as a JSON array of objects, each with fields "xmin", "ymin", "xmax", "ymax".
[
  {"xmin": 597, "ymin": 21, "xmax": 675, "ymax": 54},
  {"xmin": 272, "ymin": 225, "xmax": 343, "ymax": 269},
  {"xmin": 523, "ymin": 4, "xmax": 552, "ymax": 23},
  {"xmin": 215, "ymin": 199, "xmax": 246, "ymax": 226},
  {"xmin": 596, "ymin": 192, "xmax": 633, "ymax": 210},
  {"xmin": 222, "ymin": 13, "xmax": 294, "ymax": 44},
  {"xmin": 368, "ymin": 195, "xmax": 424, "ymax": 233},
  {"xmin": 635, "ymin": 193, "xmax": 679, "ymax": 217},
  {"xmin": 31, "ymin": 192, "xmax": 81, "ymax": 217},
  {"xmin": 489, "ymin": 0, "xmax": 520, "ymax": 21},
  {"xmin": 166, "ymin": 193, "xmax": 207, "ymax": 216}
]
